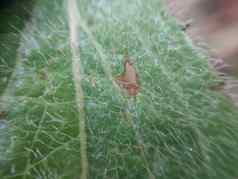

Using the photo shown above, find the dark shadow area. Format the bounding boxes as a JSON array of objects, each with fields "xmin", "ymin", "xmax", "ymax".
[
  {"xmin": 0, "ymin": 0, "xmax": 16, "ymax": 9},
  {"xmin": 0, "ymin": 0, "xmax": 35, "ymax": 95}
]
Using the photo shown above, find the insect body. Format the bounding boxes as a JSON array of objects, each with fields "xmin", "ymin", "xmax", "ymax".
[{"xmin": 115, "ymin": 55, "xmax": 139, "ymax": 96}]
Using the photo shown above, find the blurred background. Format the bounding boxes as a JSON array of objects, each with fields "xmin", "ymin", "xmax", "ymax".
[
  {"xmin": 168, "ymin": 0, "xmax": 238, "ymax": 74},
  {"xmin": 167, "ymin": 0, "xmax": 238, "ymax": 105}
]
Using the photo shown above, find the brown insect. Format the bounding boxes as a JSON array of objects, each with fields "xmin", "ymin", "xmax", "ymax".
[
  {"xmin": 0, "ymin": 111, "xmax": 7, "ymax": 119},
  {"xmin": 115, "ymin": 55, "xmax": 139, "ymax": 97}
]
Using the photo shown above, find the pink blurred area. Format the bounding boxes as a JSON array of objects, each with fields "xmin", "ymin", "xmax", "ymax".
[{"xmin": 167, "ymin": 0, "xmax": 238, "ymax": 75}]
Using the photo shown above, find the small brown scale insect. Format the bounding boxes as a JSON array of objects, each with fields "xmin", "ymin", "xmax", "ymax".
[
  {"xmin": 0, "ymin": 111, "xmax": 7, "ymax": 119},
  {"xmin": 115, "ymin": 55, "xmax": 139, "ymax": 97}
]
